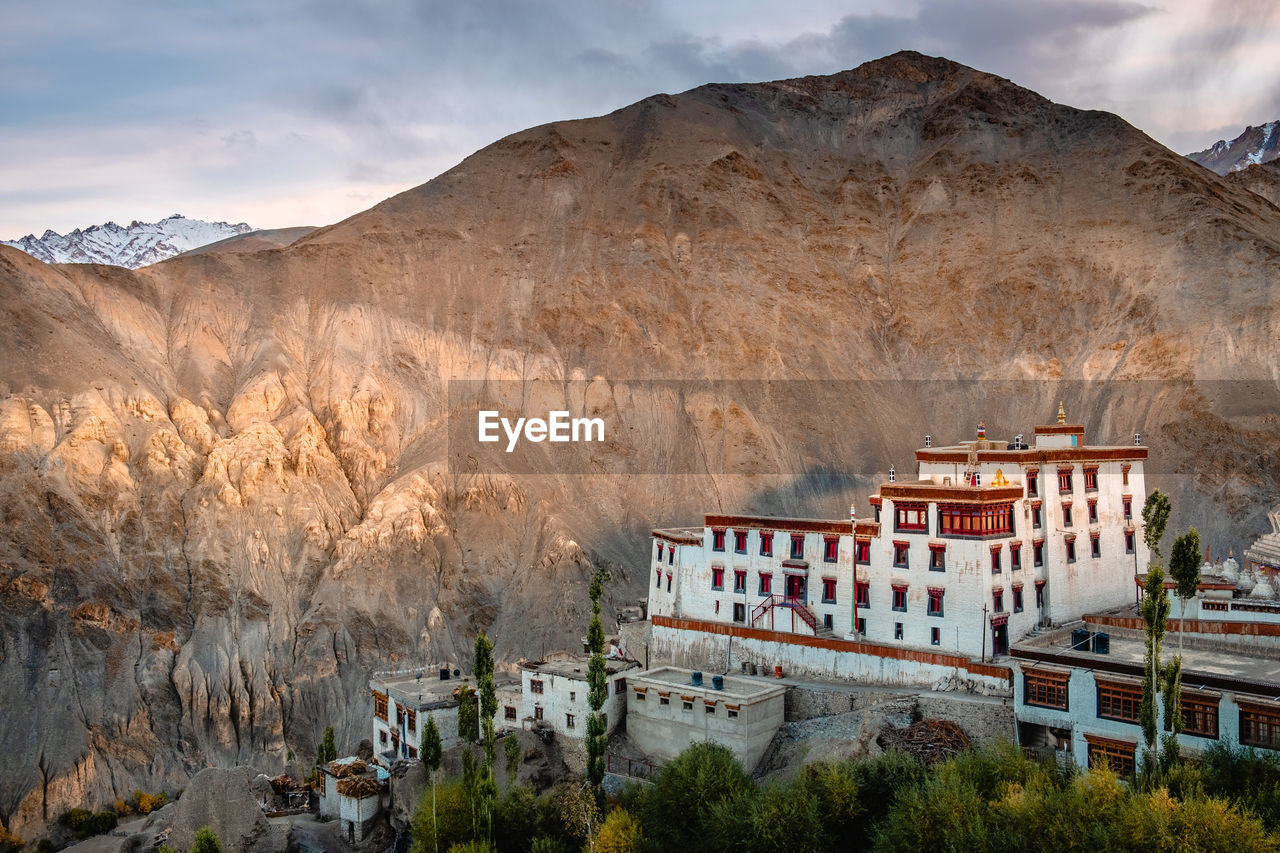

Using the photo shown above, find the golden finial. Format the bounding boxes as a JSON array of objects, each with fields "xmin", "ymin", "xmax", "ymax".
[
  {"xmin": 1056, "ymin": 402, "xmax": 1066, "ymax": 424},
  {"xmin": 992, "ymin": 468, "xmax": 1008, "ymax": 486}
]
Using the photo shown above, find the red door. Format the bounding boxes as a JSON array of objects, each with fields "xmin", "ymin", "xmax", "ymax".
[{"xmin": 786, "ymin": 574, "xmax": 806, "ymax": 601}]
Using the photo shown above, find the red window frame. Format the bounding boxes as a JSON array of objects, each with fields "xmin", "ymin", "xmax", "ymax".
[
  {"xmin": 657, "ymin": 541, "xmax": 664, "ymax": 561},
  {"xmin": 1058, "ymin": 466, "xmax": 1073, "ymax": 493},
  {"xmin": 1065, "ymin": 535, "xmax": 1077, "ymax": 563},
  {"xmin": 894, "ymin": 502, "xmax": 927, "ymax": 532},
  {"xmin": 1035, "ymin": 579, "xmax": 1046, "ymax": 608},
  {"xmin": 1240, "ymin": 703, "xmax": 1280, "ymax": 750},
  {"xmin": 929, "ymin": 543, "xmax": 946, "ymax": 571},
  {"xmin": 855, "ymin": 581, "xmax": 870, "ymax": 607},
  {"xmin": 1010, "ymin": 542, "xmax": 1022, "ymax": 570},
  {"xmin": 1123, "ymin": 496, "xmax": 1132, "ymax": 520},
  {"xmin": 1026, "ymin": 469, "xmax": 1039, "ymax": 497},
  {"xmin": 1012, "ymin": 584, "xmax": 1024, "ymax": 612},
  {"xmin": 891, "ymin": 584, "xmax": 907, "ymax": 612},
  {"xmin": 759, "ymin": 531, "xmax": 773, "ymax": 556},
  {"xmin": 1031, "ymin": 501, "xmax": 1042, "ymax": 529},
  {"xmin": 821, "ymin": 577, "xmax": 837, "ymax": 603},
  {"xmin": 824, "ymin": 537, "xmax": 839, "ymax": 562},
  {"xmin": 1062, "ymin": 502, "xmax": 1073, "ymax": 527},
  {"xmin": 893, "ymin": 540, "xmax": 909, "ymax": 568},
  {"xmin": 854, "ymin": 539, "xmax": 871, "ymax": 564},
  {"xmin": 711, "ymin": 566, "xmax": 724, "ymax": 590},
  {"xmin": 1090, "ymin": 533, "xmax": 1101, "ymax": 559},
  {"xmin": 733, "ymin": 570, "xmax": 746, "ymax": 593},
  {"xmin": 992, "ymin": 587, "xmax": 1004, "ymax": 612},
  {"xmin": 990, "ymin": 544, "xmax": 1002, "ymax": 574},
  {"xmin": 712, "ymin": 529, "xmax": 726, "ymax": 551},
  {"xmin": 758, "ymin": 573, "xmax": 772, "ymax": 595},
  {"xmin": 1024, "ymin": 670, "xmax": 1069, "ymax": 710},
  {"xmin": 1033, "ymin": 539, "xmax": 1045, "ymax": 567},
  {"xmin": 1086, "ymin": 736, "xmax": 1135, "ymax": 777},
  {"xmin": 734, "ymin": 530, "xmax": 748, "ymax": 553},
  {"xmin": 790, "ymin": 534, "xmax": 805, "ymax": 559},
  {"xmin": 927, "ymin": 587, "xmax": 945, "ymax": 617},
  {"xmin": 1125, "ymin": 529, "xmax": 1136, "ymax": 554}
]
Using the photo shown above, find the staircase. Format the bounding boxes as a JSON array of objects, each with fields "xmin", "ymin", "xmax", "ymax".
[{"xmin": 750, "ymin": 594, "xmax": 833, "ymax": 637}]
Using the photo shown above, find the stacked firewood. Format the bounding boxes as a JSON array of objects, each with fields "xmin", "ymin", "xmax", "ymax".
[{"xmin": 877, "ymin": 719, "xmax": 971, "ymax": 764}]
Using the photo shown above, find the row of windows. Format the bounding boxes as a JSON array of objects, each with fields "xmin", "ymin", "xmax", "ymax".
[
  {"xmin": 1024, "ymin": 673, "xmax": 1238, "ymax": 742},
  {"xmin": 708, "ymin": 529, "xmax": 840, "ymax": 562},
  {"xmin": 634, "ymin": 690, "xmax": 742, "ymax": 718}
]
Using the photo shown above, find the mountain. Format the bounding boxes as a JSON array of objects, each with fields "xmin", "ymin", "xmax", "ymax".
[
  {"xmin": 2, "ymin": 51, "xmax": 1279, "ymax": 838},
  {"xmin": 174, "ymin": 226, "xmax": 317, "ymax": 258},
  {"xmin": 2, "ymin": 214, "xmax": 255, "ymax": 268},
  {"xmin": 1225, "ymin": 160, "xmax": 1280, "ymax": 208},
  {"xmin": 1187, "ymin": 120, "xmax": 1280, "ymax": 175}
]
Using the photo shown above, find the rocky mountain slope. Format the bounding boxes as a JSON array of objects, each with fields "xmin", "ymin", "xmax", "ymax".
[
  {"xmin": 2, "ymin": 214, "xmax": 255, "ymax": 268},
  {"xmin": 175, "ymin": 227, "xmax": 316, "ymax": 258},
  {"xmin": 1188, "ymin": 120, "xmax": 1280, "ymax": 175},
  {"xmin": 2, "ymin": 51, "xmax": 1279, "ymax": 838},
  {"xmin": 1226, "ymin": 160, "xmax": 1280, "ymax": 208}
]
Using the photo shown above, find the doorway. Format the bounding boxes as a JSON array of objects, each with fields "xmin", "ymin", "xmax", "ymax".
[
  {"xmin": 785, "ymin": 574, "xmax": 806, "ymax": 601},
  {"xmin": 992, "ymin": 623, "xmax": 1009, "ymax": 657}
]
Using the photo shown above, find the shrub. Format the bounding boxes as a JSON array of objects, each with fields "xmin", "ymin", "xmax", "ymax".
[
  {"xmin": 0, "ymin": 825, "xmax": 25, "ymax": 853},
  {"xmin": 191, "ymin": 827, "xmax": 222, "ymax": 853},
  {"xmin": 641, "ymin": 742, "xmax": 753, "ymax": 852}
]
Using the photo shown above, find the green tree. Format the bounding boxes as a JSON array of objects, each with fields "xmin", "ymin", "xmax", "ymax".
[
  {"xmin": 594, "ymin": 807, "xmax": 642, "ymax": 853},
  {"xmin": 410, "ymin": 779, "xmax": 476, "ymax": 853},
  {"xmin": 191, "ymin": 827, "xmax": 223, "ymax": 853},
  {"xmin": 1140, "ymin": 563, "xmax": 1171, "ymax": 780},
  {"xmin": 318, "ymin": 725, "xmax": 337, "ymax": 765},
  {"xmin": 642, "ymin": 742, "xmax": 754, "ymax": 852},
  {"xmin": 1142, "ymin": 489, "xmax": 1171, "ymax": 564},
  {"xmin": 504, "ymin": 733, "xmax": 522, "ymax": 786},
  {"xmin": 1169, "ymin": 527, "xmax": 1202, "ymax": 652},
  {"xmin": 473, "ymin": 632, "xmax": 499, "ymax": 844},
  {"xmin": 586, "ymin": 567, "xmax": 609, "ymax": 795},
  {"xmin": 456, "ymin": 685, "xmax": 479, "ymax": 745},
  {"xmin": 422, "ymin": 713, "xmax": 443, "ymax": 853}
]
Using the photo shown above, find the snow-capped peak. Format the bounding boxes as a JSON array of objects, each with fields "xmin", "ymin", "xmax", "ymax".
[
  {"xmin": 1187, "ymin": 119, "xmax": 1280, "ymax": 176},
  {"xmin": 3, "ymin": 214, "xmax": 256, "ymax": 269}
]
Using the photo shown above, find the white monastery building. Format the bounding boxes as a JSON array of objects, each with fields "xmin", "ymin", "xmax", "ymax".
[
  {"xmin": 649, "ymin": 407, "xmax": 1150, "ymax": 660},
  {"xmin": 519, "ymin": 655, "xmax": 636, "ymax": 739}
]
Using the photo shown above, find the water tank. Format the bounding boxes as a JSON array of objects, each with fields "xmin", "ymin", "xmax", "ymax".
[
  {"xmin": 691, "ymin": 670, "xmax": 703, "ymax": 687},
  {"xmin": 712, "ymin": 675, "xmax": 724, "ymax": 691},
  {"xmin": 1071, "ymin": 628, "xmax": 1091, "ymax": 651},
  {"xmin": 1092, "ymin": 632, "xmax": 1110, "ymax": 654},
  {"xmin": 439, "ymin": 668, "xmax": 450, "ymax": 681}
]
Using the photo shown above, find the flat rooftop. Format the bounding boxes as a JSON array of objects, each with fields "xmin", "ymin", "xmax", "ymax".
[
  {"xmin": 372, "ymin": 670, "xmax": 518, "ymax": 705},
  {"xmin": 632, "ymin": 666, "xmax": 787, "ymax": 701},
  {"xmin": 1013, "ymin": 626, "xmax": 1280, "ymax": 698},
  {"xmin": 523, "ymin": 656, "xmax": 637, "ymax": 680},
  {"xmin": 653, "ymin": 526, "xmax": 704, "ymax": 542}
]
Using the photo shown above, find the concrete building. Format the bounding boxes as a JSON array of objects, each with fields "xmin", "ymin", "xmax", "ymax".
[
  {"xmin": 370, "ymin": 668, "xmax": 471, "ymax": 762},
  {"xmin": 316, "ymin": 757, "xmax": 388, "ymax": 844},
  {"xmin": 1012, "ymin": 618, "xmax": 1280, "ymax": 775},
  {"xmin": 626, "ymin": 667, "xmax": 786, "ymax": 771},
  {"xmin": 520, "ymin": 655, "xmax": 637, "ymax": 739},
  {"xmin": 648, "ymin": 406, "xmax": 1150, "ymax": 660}
]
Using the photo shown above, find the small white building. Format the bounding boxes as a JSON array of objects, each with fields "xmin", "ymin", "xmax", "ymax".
[
  {"xmin": 370, "ymin": 669, "xmax": 471, "ymax": 762},
  {"xmin": 316, "ymin": 757, "xmax": 388, "ymax": 844},
  {"xmin": 1011, "ymin": 620, "xmax": 1280, "ymax": 775},
  {"xmin": 648, "ymin": 407, "xmax": 1151, "ymax": 660},
  {"xmin": 626, "ymin": 666, "xmax": 786, "ymax": 772},
  {"xmin": 520, "ymin": 655, "xmax": 636, "ymax": 739}
]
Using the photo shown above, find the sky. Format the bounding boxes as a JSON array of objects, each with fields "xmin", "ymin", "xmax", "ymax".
[{"xmin": 2, "ymin": 0, "xmax": 1279, "ymax": 238}]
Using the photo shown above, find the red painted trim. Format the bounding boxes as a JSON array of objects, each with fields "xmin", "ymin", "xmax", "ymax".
[
  {"xmin": 705, "ymin": 514, "xmax": 848, "ymax": 534},
  {"xmin": 1084, "ymin": 613, "xmax": 1280, "ymax": 637},
  {"xmin": 651, "ymin": 615, "xmax": 1012, "ymax": 681}
]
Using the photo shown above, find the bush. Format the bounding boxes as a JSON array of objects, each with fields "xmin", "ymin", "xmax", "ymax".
[
  {"xmin": 594, "ymin": 807, "xmax": 642, "ymax": 853},
  {"xmin": 59, "ymin": 809, "xmax": 117, "ymax": 841},
  {"xmin": 641, "ymin": 742, "xmax": 753, "ymax": 852},
  {"xmin": 191, "ymin": 827, "xmax": 222, "ymax": 853},
  {"xmin": 410, "ymin": 778, "xmax": 476, "ymax": 853},
  {"xmin": 0, "ymin": 825, "xmax": 25, "ymax": 853}
]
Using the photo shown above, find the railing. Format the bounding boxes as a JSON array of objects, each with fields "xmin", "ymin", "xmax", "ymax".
[
  {"xmin": 786, "ymin": 595, "xmax": 818, "ymax": 631},
  {"xmin": 750, "ymin": 594, "xmax": 819, "ymax": 632},
  {"xmin": 751, "ymin": 594, "xmax": 783, "ymax": 624},
  {"xmin": 607, "ymin": 753, "xmax": 659, "ymax": 780}
]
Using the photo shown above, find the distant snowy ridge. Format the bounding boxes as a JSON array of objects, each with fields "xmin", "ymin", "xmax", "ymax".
[
  {"xmin": 1187, "ymin": 120, "xmax": 1280, "ymax": 176},
  {"xmin": 2, "ymin": 213, "xmax": 255, "ymax": 269}
]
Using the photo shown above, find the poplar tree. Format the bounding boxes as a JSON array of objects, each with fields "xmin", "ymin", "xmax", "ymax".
[
  {"xmin": 474, "ymin": 632, "xmax": 499, "ymax": 843},
  {"xmin": 318, "ymin": 726, "xmax": 337, "ymax": 765},
  {"xmin": 1169, "ymin": 527, "xmax": 1202, "ymax": 651},
  {"xmin": 586, "ymin": 567, "xmax": 609, "ymax": 795},
  {"xmin": 421, "ymin": 714, "xmax": 442, "ymax": 853}
]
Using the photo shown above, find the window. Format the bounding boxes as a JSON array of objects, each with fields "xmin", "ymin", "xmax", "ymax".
[
  {"xmin": 1086, "ymin": 736, "xmax": 1135, "ymax": 778},
  {"xmin": 374, "ymin": 691, "xmax": 388, "ymax": 721},
  {"xmin": 534, "ymin": 706, "xmax": 543, "ymax": 720},
  {"xmin": 927, "ymin": 587, "xmax": 945, "ymax": 617},
  {"xmin": 1125, "ymin": 530, "xmax": 1135, "ymax": 554},
  {"xmin": 1010, "ymin": 542, "xmax": 1022, "ymax": 571},
  {"xmin": 1027, "ymin": 469, "xmax": 1039, "ymax": 497},
  {"xmin": 733, "ymin": 602, "xmax": 745, "ymax": 622},
  {"xmin": 727, "ymin": 708, "xmax": 739, "ymax": 719},
  {"xmin": 894, "ymin": 622, "xmax": 904, "ymax": 640},
  {"xmin": 406, "ymin": 708, "xmax": 417, "ymax": 732},
  {"xmin": 666, "ymin": 573, "xmax": 671, "ymax": 592},
  {"xmin": 1013, "ymin": 585, "xmax": 1024, "ymax": 613},
  {"xmin": 669, "ymin": 548, "xmax": 674, "ymax": 565},
  {"xmin": 893, "ymin": 541, "xmax": 909, "ymax": 568},
  {"xmin": 1090, "ymin": 533, "xmax": 1101, "ymax": 559},
  {"xmin": 1065, "ymin": 536, "xmax": 1076, "ymax": 563},
  {"xmin": 570, "ymin": 691, "xmax": 576, "ymax": 702},
  {"xmin": 1035, "ymin": 581, "xmax": 1046, "ymax": 608},
  {"xmin": 705, "ymin": 703, "xmax": 716, "ymax": 715},
  {"xmin": 1062, "ymin": 503, "xmax": 1073, "ymax": 527},
  {"xmin": 991, "ymin": 545, "xmax": 1002, "ymax": 574},
  {"xmin": 659, "ymin": 695, "xmax": 670, "ymax": 706},
  {"xmin": 1084, "ymin": 466, "xmax": 1099, "ymax": 492},
  {"xmin": 1097, "ymin": 680, "xmax": 1143, "ymax": 723},
  {"xmin": 938, "ymin": 503, "xmax": 1014, "ymax": 537},
  {"xmin": 657, "ymin": 542, "xmax": 664, "ymax": 561},
  {"xmin": 992, "ymin": 588, "xmax": 1004, "ymax": 612},
  {"xmin": 1088, "ymin": 499, "xmax": 1098, "ymax": 524},
  {"xmin": 566, "ymin": 713, "xmax": 575, "ymax": 729},
  {"xmin": 758, "ymin": 573, "xmax": 772, "ymax": 595},
  {"xmin": 1240, "ymin": 703, "xmax": 1280, "ymax": 750},
  {"xmin": 530, "ymin": 679, "xmax": 544, "ymax": 694},
  {"xmin": 895, "ymin": 503, "xmax": 927, "ymax": 532},
  {"xmin": 855, "ymin": 617, "xmax": 866, "ymax": 634},
  {"xmin": 1033, "ymin": 539, "xmax": 1045, "ymax": 567},
  {"xmin": 824, "ymin": 537, "xmax": 839, "ymax": 562},
  {"xmin": 931, "ymin": 627, "xmax": 940, "ymax": 646},
  {"xmin": 1031, "ymin": 502, "xmax": 1042, "ymax": 530},
  {"xmin": 380, "ymin": 730, "xmax": 388, "ymax": 744},
  {"xmin": 615, "ymin": 678, "xmax": 627, "ymax": 695},
  {"xmin": 790, "ymin": 534, "xmax": 805, "ymax": 560},
  {"xmin": 855, "ymin": 581, "xmax": 870, "ymax": 608},
  {"xmin": 712, "ymin": 566, "xmax": 724, "ymax": 590},
  {"xmin": 1178, "ymin": 694, "xmax": 1219, "ymax": 739},
  {"xmin": 409, "ymin": 746, "xmax": 418, "ymax": 759},
  {"xmin": 505, "ymin": 705, "xmax": 517, "ymax": 720},
  {"xmin": 824, "ymin": 613, "xmax": 834, "ymax": 630},
  {"xmin": 1058, "ymin": 467, "xmax": 1073, "ymax": 493},
  {"xmin": 712, "ymin": 529, "xmax": 726, "ymax": 551},
  {"xmin": 892, "ymin": 585, "xmax": 907, "ymax": 612},
  {"xmin": 655, "ymin": 570, "xmax": 662, "ymax": 589},
  {"xmin": 1123, "ymin": 496, "xmax": 1132, "ymax": 520},
  {"xmin": 929, "ymin": 544, "xmax": 946, "ymax": 571},
  {"xmin": 733, "ymin": 570, "xmax": 746, "ymax": 593},
  {"xmin": 855, "ymin": 539, "xmax": 871, "ymax": 565},
  {"xmin": 821, "ymin": 577, "xmax": 837, "ymax": 603},
  {"xmin": 1122, "ymin": 464, "xmax": 1131, "ymax": 486},
  {"xmin": 682, "ymin": 700, "xmax": 693, "ymax": 711},
  {"xmin": 1024, "ymin": 671, "xmax": 1069, "ymax": 710},
  {"xmin": 734, "ymin": 530, "xmax": 747, "ymax": 554},
  {"xmin": 634, "ymin": 690, "xmax": 646, "ymax": 702},
  {"xmin": 760, "ymin": 531, "xmax": 773, "ymax": 557}
]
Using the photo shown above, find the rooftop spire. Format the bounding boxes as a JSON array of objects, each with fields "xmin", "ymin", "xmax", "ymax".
[{"xmin": 1056, "ymin": 401, "xmax": 1066, "ymax": 424}]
